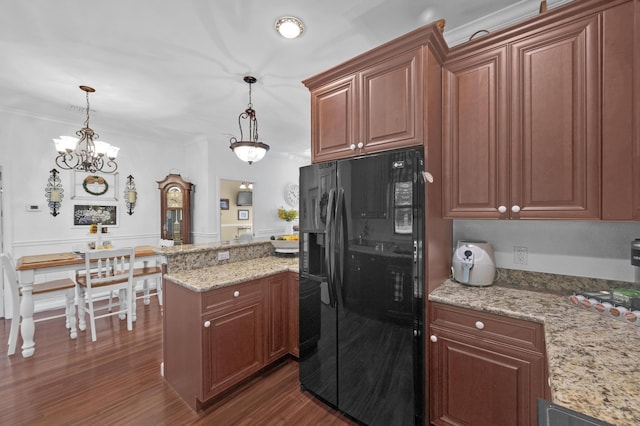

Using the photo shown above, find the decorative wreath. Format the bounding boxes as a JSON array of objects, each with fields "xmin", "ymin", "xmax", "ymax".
[{"xmin": 82, "ymin": 175, "xmax": 109, "ymax": 196}]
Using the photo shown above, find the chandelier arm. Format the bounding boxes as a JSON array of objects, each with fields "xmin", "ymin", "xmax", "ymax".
[{"xmin": 55, "ymin": 152, "xmax": 79, "ymax": 170}]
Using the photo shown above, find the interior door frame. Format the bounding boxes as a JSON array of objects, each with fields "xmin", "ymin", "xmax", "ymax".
[{"xmin": 0, "ymin": 165, "xmax": 5, "ymax": 318}]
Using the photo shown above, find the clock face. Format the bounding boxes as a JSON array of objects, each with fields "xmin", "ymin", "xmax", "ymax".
[
  {"xmin": 285, "ymin": 183, "xmax": 299, "ymax": 207},
  {"xmin": 166, "ymin": 187, "xmax": 183, "ymax": 208}
]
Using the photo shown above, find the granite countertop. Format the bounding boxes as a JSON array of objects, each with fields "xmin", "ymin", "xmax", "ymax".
[
  {"xmin": 430, "ymin": 280, "xmax": 640, "ymax": 426},
  {"xmin": 153, "ymin": 240, "xmax": 271, "ymax": 255},
  {"xmin": 164, "ymin": 256, "xmax": 298, "ymax": 292}
]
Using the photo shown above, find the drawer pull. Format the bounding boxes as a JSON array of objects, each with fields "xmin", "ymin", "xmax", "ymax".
[
  {"xmin": 430, "ymin": 335, "xmax": 438, "ymax": 343},
  {"xmin": 233, "ymin": 290, "xmax": 240, "ymax": 298},
  {"xmin": 203, "ymin": 320, "xmax": 211, "ymax": 328},
  {"xmin": 475, "ymin": 321, "xmax": 485, "ymax": 330}
]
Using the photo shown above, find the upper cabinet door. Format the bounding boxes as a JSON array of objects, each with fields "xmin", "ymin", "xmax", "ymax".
[
  {"xmin": 510, "ymin": 15, "xmax": 601, "ymax": 219},
  {"xmin": 310, "ymin": 75, "xmax": 358, "ymax": 163},
  {"xmin": 359, "ymin": 47, "xmax": 423, "ymax": 153},
  {"xmin": 442, "ymin": 47, "xmax": 508, "ymax": 219},
  {"xmin": 601, "ymin": 0, "xmax": 640, "ymax": 220}
]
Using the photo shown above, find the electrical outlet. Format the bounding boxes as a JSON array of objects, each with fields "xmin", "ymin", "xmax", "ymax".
[
  {"xmin": 514, "ymin": 246, "xmax": 528, "ymax": 265},
  {"xmin": 217, "ymin": 251, "xmax": 230, "ymax": 261}
]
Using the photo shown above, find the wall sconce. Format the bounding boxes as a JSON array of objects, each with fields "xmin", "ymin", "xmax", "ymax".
[
  {"xmin": 45, "ymin": 169, "xmax": 63, "ymax": 217},
  {"xmin": 124, "ymin": 174, "xmax": 137, "ymax": 215}
]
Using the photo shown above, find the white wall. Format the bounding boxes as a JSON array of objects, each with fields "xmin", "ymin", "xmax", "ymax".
[
  {"xmin": 0, "ymin": 108, "xmax": 306, "ymax": 317},
  {"xmin": 191, "ymin": 141, "xmax": 307, "ymax": 244},
  {"xmin": 453, "ymin": 220, "xmax": 640, "ymax": 282},
  {"xmin": 0, "ymin": 109, "xmax": 182, "ymax": 259}
]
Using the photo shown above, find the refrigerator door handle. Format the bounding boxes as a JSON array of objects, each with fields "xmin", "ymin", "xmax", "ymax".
[
  {"xmin": 334, "ymin": 187, "xmax": 346, "ymax": 311},
  {"xmin": 325, "ymin": 188, "xmax": 336, "ymax": 307}
]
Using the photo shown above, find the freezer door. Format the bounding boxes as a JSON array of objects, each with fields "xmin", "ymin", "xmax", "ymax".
[
  {"xmin": 299, "ymin": 162, "xmax": 339, "ymax": 408},
  {"xmin": 298, "ymin": 272, "xmax": 338, "ymax": 408}
]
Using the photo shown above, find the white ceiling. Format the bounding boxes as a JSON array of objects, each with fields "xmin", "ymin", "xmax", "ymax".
[{"xmin": 0, "ymin": 0, "xmax": 570, "ymax": 161}]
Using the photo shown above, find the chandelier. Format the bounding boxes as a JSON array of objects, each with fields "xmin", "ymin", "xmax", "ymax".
[
  {"xmin": 229, "ymin": 76, "xmax": 270, "ymax": 165},
  {"xmin": 53, "ymin": 85, "xmax": 119, "ymax": 174}
]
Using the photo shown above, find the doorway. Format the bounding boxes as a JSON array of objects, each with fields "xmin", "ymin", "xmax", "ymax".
[
  {"xmin": 0, "ymin": 166, "xmax": 5, "ymax": 317},
  {"xmin": 219, "ymin": 179, "xmax": 254, "ymax": 242}
]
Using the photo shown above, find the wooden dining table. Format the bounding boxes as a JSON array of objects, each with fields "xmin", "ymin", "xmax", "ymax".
[{"xmin": 15, "ymin": 245, "xmax": 161, "ymax": 358}]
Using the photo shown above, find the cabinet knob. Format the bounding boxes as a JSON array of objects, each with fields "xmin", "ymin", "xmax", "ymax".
[
  {"xmin": 204, "ymin": 320, "xmax": 211, "ymax": 328},
  {"xmin": 430, "ymin": 335, "xmax": 438, "ymax": 343},
  {"xmin": 475, "ymin": 321, "xmax": 485, "ymax": 330},
  {"xmin": 511, "ymin": 205, "xmax": 521, "ymax": 213},
  {"xmin": 350, "ymin": 143, "xmax": 356, "ymax": 151},
  {"xmin": 498, "ymin": 205, "xmax": 507, "ymax": 214},
  {"xmin": 357, "ymin": 142, "xmax": 364, "ymax": 149},
  {"xmin": 233, "ymin": 290, "xmax": 240, "ymax": 298}
]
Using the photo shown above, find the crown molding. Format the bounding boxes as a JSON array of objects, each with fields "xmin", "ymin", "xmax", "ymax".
[{"xmin": 444, "ymin": 0, "xmax": 575, "ymax": 47}]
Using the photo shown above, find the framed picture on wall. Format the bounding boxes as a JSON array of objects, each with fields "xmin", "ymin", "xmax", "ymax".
[
  {"xmin": 220, "ymin": 199, "xmax": 229, "ymax": 210},
  {"xmin": 73, "ymin": 204, "xmax": 118, "ymax": 226},
  {"xmin": 238, "ymin": 209, "xmax": 249, "ymax": 220},
  {"xmin": 71, "ymin": 171, "xmax": 119, "ymax": 201}
]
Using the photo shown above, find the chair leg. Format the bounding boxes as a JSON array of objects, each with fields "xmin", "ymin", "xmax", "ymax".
[
  {"xmin": 77, "ymin": 286, "xmax": 87, "ymax": 332},
  {"xmin": 142, "ymin": 260, "xmax": 151, "ymax": 305},
  {"xmin": 87, "ymin": 289, "xmax": 97, "ymax": 342},
  {"xmin": 65, "ymin": 289, "xmax": 77, "ymax": 339},
  {"xmin": 118, "ymin": 288, "xmax": 127, "ymax": 321},
  {"xmin": 7, "ymin": 299, "xmax": 20, "ymax": 356},
  {"xmin": 108, "ymin": 291, "xmax": 114, "ymax": 312},
  {"xmin": 157, "ymin": 278, "xmax": 163, "ymax": 306},
  {"xmin": 127, "ymin": 286, "xmax": 133, "ymax": 332},
  {"xmin": 143, "ymin": 279, "xmax": 151, "ymax": 305}
]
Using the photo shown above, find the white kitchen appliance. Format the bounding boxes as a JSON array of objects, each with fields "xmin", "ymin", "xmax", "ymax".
[{"xmin": 452, "ymin": 241, "xmax": 496, "ymax": 286}]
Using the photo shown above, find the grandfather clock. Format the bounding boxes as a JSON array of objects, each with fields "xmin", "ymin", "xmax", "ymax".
[{"xmin": 157, "ymin": 174, "xmax": 193, "ymax": 245}]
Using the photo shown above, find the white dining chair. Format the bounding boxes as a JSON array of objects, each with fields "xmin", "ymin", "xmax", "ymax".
[
  {"xmin": 136, "ymin": 239, "xmax": 171, "ymax": 307},
  {"xmin": 75, "ymin": 247, "xmax": 135, "ymax": 342},
  {"xmin": 1, "ymin": 253, "xmax": 77, "ymax": 356}
]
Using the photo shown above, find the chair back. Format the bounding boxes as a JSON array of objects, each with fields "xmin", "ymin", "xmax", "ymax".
[
  {"xmin": 159, "ymin": 239, "xmax": 174, "ymax": 247},
  {"xmin": 83, "ymin": 247, "xmax": 135, "ymax": 289},
  {"xmin": 1, "ymin": 253, "xmax": 20, "ymax": 314}
]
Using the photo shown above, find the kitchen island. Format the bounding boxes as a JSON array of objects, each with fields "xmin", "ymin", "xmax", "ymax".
[
  {"xmin": 430, "ymin": 279, "xmax": 640, "ymax": 425},
  {"xmin": 159, "ymin": 241, "xmax": 299, "ymax": 410}
]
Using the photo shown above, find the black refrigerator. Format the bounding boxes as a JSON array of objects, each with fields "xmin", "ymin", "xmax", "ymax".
[{"xmin": 299, "ymin": 148, "xmax": 425, "ymax": 425}]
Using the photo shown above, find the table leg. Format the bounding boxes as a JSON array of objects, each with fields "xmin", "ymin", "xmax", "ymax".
[{"xmin": 17, "ymin": 270, "xmax": 35, "ymax": 358}]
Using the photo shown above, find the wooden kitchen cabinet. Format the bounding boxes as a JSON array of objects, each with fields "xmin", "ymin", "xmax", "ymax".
[
  {"xmin": 429, "ymin": 302, "xmax": 548, "ymax": 426},
  {"xmin": 443, "ymin": 10, "xmax": 601, "ymax": 219},
  {"xmin": 601, "ymin": 0, "xmax": 640, "ymax": 220},
  {"xmin": 265, "ymin": 273, "xmax": 288, "ymax": 364},
  {"xmin": 306, "ymin": 74, "xmax": 358, "ymax": 162},
  {"xmin": 303, "ymin": 22, "xmax": 447, "ymax": 163},
  {"xmin": 202, "ymin": 287, "xmax": 264, "ymax": 401},
  {"xmin": 442, "ymin": 46, "xmax": 508, "ymax": 218},
  {"xmin": 288, "ymin": 272, "xmax": 299, "ymax": 357},
  {"xmin": 509, "ymin": 15, "xmax": 600, "ymax": 220},
  {"xmin": 164, "ymin": 273, "xmax": 296, "ymax": 410}
]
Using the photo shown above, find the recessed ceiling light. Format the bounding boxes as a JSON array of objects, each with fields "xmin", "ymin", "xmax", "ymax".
[{"xmin": 275, "ymin": 16, "xmax": 304, "ymax": 39}]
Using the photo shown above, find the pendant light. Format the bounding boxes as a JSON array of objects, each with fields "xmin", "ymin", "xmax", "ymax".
[{"xmin": 229, "ymin": 76, "xmax": 270, "ymax": 165}]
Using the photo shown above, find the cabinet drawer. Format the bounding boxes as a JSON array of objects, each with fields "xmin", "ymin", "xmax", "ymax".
[
  {"xmin": 430, "ymin": 302, "xmax": 544, "ymax": 353},
  {"xmin": 202, "ymin": 280, "xmax": 263, "ymax": 313}
]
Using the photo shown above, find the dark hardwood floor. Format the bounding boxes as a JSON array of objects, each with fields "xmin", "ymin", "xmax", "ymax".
[{"xmin": 0, "ymin": 300, "xmax": 356, "ymax": 425}]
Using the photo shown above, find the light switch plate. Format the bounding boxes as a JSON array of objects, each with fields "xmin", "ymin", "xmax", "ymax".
[{"xmin": 218, "ymin": 251, "xmax": 230, "ymax": 261}]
